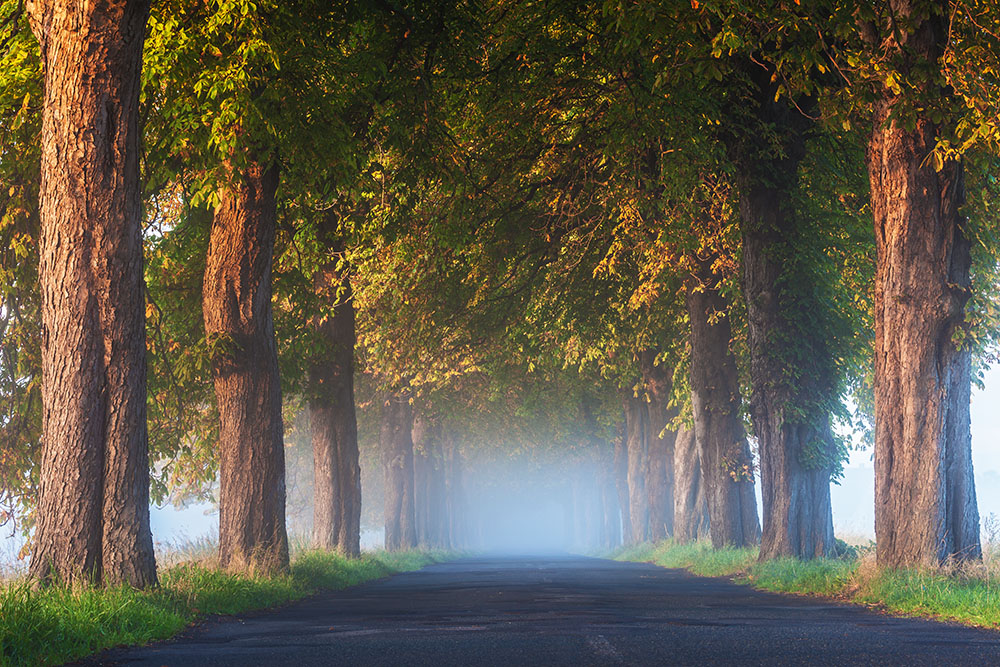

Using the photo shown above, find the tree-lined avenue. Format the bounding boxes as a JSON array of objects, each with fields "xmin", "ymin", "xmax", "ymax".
[{"xmin": 80, "ymin": 556, "xmax": 1000, "ymax": 666}]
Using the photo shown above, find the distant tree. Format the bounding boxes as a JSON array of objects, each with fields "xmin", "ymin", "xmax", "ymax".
[
  {"xmin": 730, "ymin": 66, "xmax": 840, "ymax": 560},
  {"xmin": 685, "ymin": 234, "xmax": 761, "ymax": 549},
  {"xmin": 307, "ymin": 221, "xmax": 360, "ymax": 556},
  {"xmin": 381, "ymin": 387, "xmax": 417, "ymax": 551}
]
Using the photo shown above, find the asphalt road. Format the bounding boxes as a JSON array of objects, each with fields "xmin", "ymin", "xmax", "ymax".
[{"xmin": 81, "ymin": 555, "xmax": 1000, "ymax": 666}]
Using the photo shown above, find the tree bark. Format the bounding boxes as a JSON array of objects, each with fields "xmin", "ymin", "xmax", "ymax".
[
  {"xmin": 613, "ymin": 420, "xmax": 632, "ymax": 545},
  {"xmin": 673, "ymin": 426, "xmax": 709, "ymax": 543},
  {"xmin": 381, "ymin": 390, "xmax": 417, "ymax": 550},
  {"xmin": 308, "ymin": 228, "xmax": 361, "ymax": 557},
  {"xmin": 686, "ymin": 255, "xmax": 760, "ymax": 548},
  {"xmin": 203, "ymin": 158, "xmax": 289, "ymax": 575},
  {"xmin": 866, "ymin": 2, "xmax": 980, "ymax": 568},
  {"xmin": 28, "ymin": 0, "xmax": 156, "ymax": 587},
  {"xmin": 736, "ymin": 67, "xmax": 837, "ymax": 560},
  {"xmin": 640, "ymin": 350, "xmax": 677, "ymax": 541},
  {"xmin": 623, "ymin": 393, "xmax": 649, "ymax": 543}
]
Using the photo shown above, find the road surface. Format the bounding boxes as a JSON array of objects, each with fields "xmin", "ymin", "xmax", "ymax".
[{"xmin": 81, "ymin": 555, "xmax": 1000, "ymax": 666}]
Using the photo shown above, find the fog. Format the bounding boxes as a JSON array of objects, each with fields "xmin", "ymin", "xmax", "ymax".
[
  {"xmin": 457, "ymin": 456, "xmax": 600, "ymax": 554},
  {"xmin": 467, "ymin": 493, "xmax": 570, "ymax": 553},
  {"xmin": 111, "ymin": 363, "xmax": 1000, "ymax": 556},
  {"xmin": 4, "ymin": 364, "xmax": 1000, "ymax": 566}
]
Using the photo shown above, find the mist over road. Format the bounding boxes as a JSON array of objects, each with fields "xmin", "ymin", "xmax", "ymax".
[{"xmin": 82, "ymin": 556, "xmax": 1000, "ymax": 666}]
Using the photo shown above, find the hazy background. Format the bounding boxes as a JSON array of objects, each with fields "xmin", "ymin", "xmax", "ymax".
[{"xmin": 3, "ymin": 367, "xmax": 994, "ymax": 562}]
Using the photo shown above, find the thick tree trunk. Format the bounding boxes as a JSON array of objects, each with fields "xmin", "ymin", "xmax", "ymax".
[
  {"xmin": 308, "ymin": 231, "xmax": 361, "ymax": 557},
  {"xmin": 613, "ymin": 420, "xmax": 632, "ymax": 545},
  {"xmin": 866, "ymin": 2, "xmax": 980, "ymax": 568},
  {"xmin": 381, "ymin": 390, "xmax": 417, "ymax": 550},
  {"xmin": 28, "ymin": 0, "xmax": 156, "ymax": 587},
  {"xmin": 673, "ymin": 426, "xmax": 709, "ymax": 543},
  {"xmin": 686, "ymin": 255, "xmax": 760, "ymax": 548},
  {"xmin": 737, "ymin": 68, "xmax": 836, "ymax": 560},
  {"xmin": 203, "ymin": 158, "xmax": 289, "ymax": 575},
  {"xmin": 413, "ymin": 413, "xmax": 449, "ymax": 548},
  {"xmin": 640, "ymin": 350, "xmax": 677, "ymax": 541},
  {"xmin": 623, "ymin": 394, "xmax": 649, "ymax": 543}
]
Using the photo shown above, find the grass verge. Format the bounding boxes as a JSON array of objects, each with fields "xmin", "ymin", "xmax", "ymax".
[
  {"xmin": 614, "ymin": 540, "xmax": 1000, "ymax": 629},
  {"xmin": 0, "ymin": 549, "xmax": 447, "ymax": 666}
]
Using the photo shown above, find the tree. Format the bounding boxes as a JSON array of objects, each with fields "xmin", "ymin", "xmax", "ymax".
[
  {"xmin": 413, "ymin": 409, "xmax": 450, "ymax": 549},
  {"xmin": 672, "ymin": 426, "xmax": 708, "ymax": 543},
  {"xmin": 307, "ymin": 220, "xmax": 360, "ymax": 556},
  {"xmin": 381, "ymin": 388, "xmax": 417, "ymax": 550},
  {"xmin": 27, "ymin": 0, "xmax": 156, "ymax": 586},
  {"xmin": 622, "ymin": 390, "xmax": 649, "ymax": 543},
  {"xmin": 862, "ymin": 1, "xmax": 980, "ymax": 567},
  {"xmin": 733, "ymin": 65, "xmax": 837, "ymax": 560},
  {"xmin": 686, "ymin": 243, "xmax": 760, "ymax": 549},
  {"xmin": 640, "ymin": 349, "xmax": 677, "ymax": 541},
  {"xmin": 142, "ymin": 0, "xmax": 361, "ymax": 572},
  {"xmin": 203, "ymin": 157, "xmax": 289, "ymax": 574}
]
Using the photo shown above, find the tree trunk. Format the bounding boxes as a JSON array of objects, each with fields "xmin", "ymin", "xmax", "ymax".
[
  {"xmin": 866, "ymin": 2, "xmax": 980, "ymax": 568},
  {"xmin": 613, "ymin": 419, "xmax": 632, "ymax": 545},
  {"xmin": 444, "ymin": 438, "xmax": 463, "ymax": 549},
  {"xmin": 589, "ymin": 463, "xmax": 604, "ymax": 550},
  {"xmin": 413, "ymin": 418, "xmax": 430, "ymax": 546},
  {"xmin": 640, "ymin": 350, "xmax": 677, "ymax": 541},
  {"xmin": 427, "ymin": 442, "xmax": 449, "ymax": 548},
  {"xmin": 601, "ymin": 455, "xmax": 622, "ymax": 548},
  {"xmin": 413, "ymin": 413, "xmax": 449, "ymax": 548},
  {"xmin": 203, "ymin": 158, "xmax": 289, "ymax": 575},
  {"xmin": 28, "ymin": 0, "xmax": 156, "ymax": 588},
  {"xmin": 308, "ymin": 230, "xmax": 361, "ymax": 557},
  {"xmin": 736, "ymin": 67, "xmax": 836, "ymax": 560},
  {"xmin": 673, "ymin": 426, "xmax": 709, "ymax": 543},
  {"xmin": 623, "ymin": 394, "xmax": 649, "ymax": 543},
  {"xmin": 686, "ymin": 255, "xmax": 760, "ymax": 548},
  {"xmin": 381, "ymin": 390, "xmax": 417, "ymax": 550}
]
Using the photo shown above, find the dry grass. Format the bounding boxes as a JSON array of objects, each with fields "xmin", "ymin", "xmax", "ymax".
[{"xmin": 153, "ymin": 534, "xmax": 220, "ymax": 569}]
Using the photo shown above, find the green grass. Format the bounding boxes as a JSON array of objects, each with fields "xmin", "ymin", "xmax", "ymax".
[
  {"xmin": 614, "ymin": 540, "xmax": 757, "ymax": 577},
  {"xmin": 0, "ymin": 549, "xmax": 447, "ymax": 666},
  {"xmin": 615, "ymin": 539, "xmax": 1000, "ymax": 630},
  {"xmin": 850, "ymin": 566, "xmax": 1000, "ymax": 627}
]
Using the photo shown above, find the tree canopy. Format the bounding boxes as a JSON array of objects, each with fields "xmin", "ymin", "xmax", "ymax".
[{"xmin": 2, "ymin": 0, "xmax": 999, "ymax": 572}]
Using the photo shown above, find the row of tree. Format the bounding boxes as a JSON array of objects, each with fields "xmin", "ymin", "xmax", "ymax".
[{"xmin": 1, "ymin": 0, "xmax": 999, "ymax": 587}]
